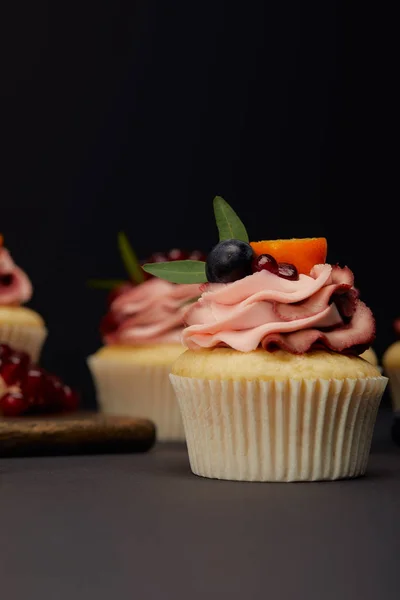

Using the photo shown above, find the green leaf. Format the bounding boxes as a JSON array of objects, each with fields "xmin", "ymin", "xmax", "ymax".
[
  {"xmin": 213, "ymin": 196, "xmax": 249, "ymax": 243},
  {"xmin": 142, "ymin": 261, "xmax": 207, "ymax": 284},
  {"xmin": 117, "ymin": 231, "xmax": 145, "ymax": 284},
  {"xmin": 87, "ymin": 279, "xmax": 128, "ymax": 290}
]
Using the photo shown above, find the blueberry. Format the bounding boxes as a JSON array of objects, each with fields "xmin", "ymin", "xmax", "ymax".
[{"xmin": 206, "ymin": 239, "xmax": 254, "ymax": 283}]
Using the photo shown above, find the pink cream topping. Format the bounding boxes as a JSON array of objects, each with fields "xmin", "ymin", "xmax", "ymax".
[
  {"xmin": 0, "ymin": 247, "xmax": 33, "ymax": 306},
  {"xmin": 102, "ymin": 278, "xmax": 202, "ymax": 345},
  {"xmin": 182, "ymin": 264, "xmax": 375, "ymax": 354}
]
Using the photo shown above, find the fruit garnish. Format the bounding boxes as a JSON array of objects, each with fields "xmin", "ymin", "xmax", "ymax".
[
  {"xmin": 252, "ymin": 253, "xmax": 278, "ymax": 275},
  {"xmin": 142, "ymin": 197, "xmax": 249, "ymax": 283},
  {"xmin": 0, "ymin": 351, "xmax": 30, "ymax": 385},
  {"xmin": 0, "ymin": 392, "xmax": 29, "ymax": 417},
  {"xmin": 277, "ymin": 262, "xmax": 299, "ymax": 281},
  {"xmin": 206, "ymin": 239, "xmax": 254, "ymax": 283},
  {"xmin": 250, "ymin": 238, "xmax": 327, "ymax": 275},
  {"xmin": 0, "ymin": 343, "xmax": 80, "ymax": 417}
]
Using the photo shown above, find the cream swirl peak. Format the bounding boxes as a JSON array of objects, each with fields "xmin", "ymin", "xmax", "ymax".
[
  {"xmin": 101, "ymin": 278, "xmax": 202, "ymax": 345},
  {"xmin": 182, "ymin": 264, "xmax": 375, "ymax": 354},
  {"xmin": 0, "ymin": 247, "xmax": 33, "ymax": 305}
]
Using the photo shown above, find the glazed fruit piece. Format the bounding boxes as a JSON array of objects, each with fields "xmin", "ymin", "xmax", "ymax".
[
  {"xmin": 0, "ymin": 343, "xmax": 80, "ymax": 417},
  {"xmin": 250, "ymin": 238, "xmax": 327, "ymax": 275},
  {"xmin": 206, "ymin": 239, "xmax": 254, "ymax": 283}
]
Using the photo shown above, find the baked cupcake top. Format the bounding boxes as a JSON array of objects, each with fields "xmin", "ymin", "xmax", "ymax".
[
  {"xmin": 90, "ymin": 233, "xmax": 204, "ymax": 346},
  {"xmin": 143, "ymin": 197, "xmax": 375, "ymax": 355},
  {"xmin": 0, "ymin": 237, "xmax": 32, "ymax": 306}
]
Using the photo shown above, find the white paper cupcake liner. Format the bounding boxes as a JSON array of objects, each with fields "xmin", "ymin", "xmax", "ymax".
[
  {"xmin": 0, "ymin": 323, "xmax": 47, "ymax": 363},
  {"xmin": 170, "ymin": 375, "xmax": 387, "ymax": 482},
  {"xmin": 383, "ymin": 367, "xmax": 400, "ymax": 415},
  {"xmin": 88, "ymin": 357, "xmax": 185, "ymax": 441}
]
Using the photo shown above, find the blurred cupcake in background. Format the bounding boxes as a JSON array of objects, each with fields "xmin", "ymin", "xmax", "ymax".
[
  {"xmin": 87, "ymin": 233, "xmax": 204, "ymax": 441},
  {"xmin": 0, "ymin": 235, "xmax": 47, "ymax": 363},
  {"xmin": 382, "ymin": 319, "xmax": 400, "ymax": 416}
]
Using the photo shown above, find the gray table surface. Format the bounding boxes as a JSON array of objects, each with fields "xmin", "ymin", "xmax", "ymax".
[{"xmin": 1, "ymin": 408, "xmax": 400, "ymax": 600}]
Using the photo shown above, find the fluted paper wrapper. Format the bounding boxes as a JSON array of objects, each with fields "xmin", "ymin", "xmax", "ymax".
[
  {"xmin": 88, "ymin": 358, "xmax": 184, "ymax": 441},
  {"xmin": 0, "ymin": 323, "xmax": 47, "ymax": 363},
  {"xmin": 383, "ymin": 368, "xmax": 400, "ymax": 414},
  {"xmin": 170, "ymin": 375, "xmax": 387, "ymax": 482}
]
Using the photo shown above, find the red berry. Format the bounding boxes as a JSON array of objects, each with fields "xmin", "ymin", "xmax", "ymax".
[
  {"xmin": 0, "ymin": 351, "xmax": 30, "ymax": 385},
  {"xmin": 21, "ymin": 367, "xmax": 46, "ymax": 411},
  {"xmin": 59, "ymin": 386, "xmax": 79, "ymax": 412},
  {"xmin": 168, "ymin": 249, "xmax": 188, "ymax": 261},
  {"xmin": 107, "ymin": 283, "xmax": 134, "ymax": 307},
  {"xmin": 149, "ymin": 252, "xmax": 168, "ymax": 263},
  {"xmin": 0, "ymin": 344, "xmax": 12, "ymax": 359},
  {"xmin": 43, "ymin": 373, "xmax": 64, "ymax": 410},
  {"xmin": 252, "ymin": 254, "xmax": 279, "ymax": 274},
  {"xmin": 188, "ymin": 250, "xmax": 206, "ymax": 261},
  {"xmin": 278, "ymin": 262, "xmax": 299, "ymax": 281},
  {"xmin": 0, "ymin": 391, "xmax": 29, "ymax": 417}
]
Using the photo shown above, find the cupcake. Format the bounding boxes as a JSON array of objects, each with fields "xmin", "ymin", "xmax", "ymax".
[
  {"xmin": 88, "ymin": 233, "xmax": 204, "ymax": 441},
  {"xmin": 145, "ymin": 197, "xmax": 387, "ymax": 481},
  {"xmin": 382, "ymin": 319, "xmax": 400, "ymax": 415},
  {"xmin": 0, "ymin": 236, "xmax": 47, "ymax": 362}
]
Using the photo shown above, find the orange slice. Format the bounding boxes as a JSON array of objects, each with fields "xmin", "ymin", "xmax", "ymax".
[{"xmin": 250, "ymin": 238, "xmax": 327, "ymax": 275}]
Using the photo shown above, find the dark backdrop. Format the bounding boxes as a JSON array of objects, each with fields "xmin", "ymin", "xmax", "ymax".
[{"xmin": 1, "ymin": 2, "xmax": 396, "ymax": 407}]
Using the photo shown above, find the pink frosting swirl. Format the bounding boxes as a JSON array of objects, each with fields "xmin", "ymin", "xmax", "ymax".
[
  {"xmin": 183, "ymin": 264, "xmax": 375, "ymax": 354},
  {"xmin": 0, "ymin": 247, "xmax": 33, "ymax": 305},
  {"xmin": 102, "ymin": 278, "xmax": 202, "ymax": 345}
]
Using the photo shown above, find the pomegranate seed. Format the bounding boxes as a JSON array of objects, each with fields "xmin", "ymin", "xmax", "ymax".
[
  {"xmin": 278, "ymin": 262, "xmax": 299, "ymax": 281},
  {"xmin": 0, "ymin": 351, "xmax": 30, "ymax": 385},
  {"xmin": 21, "ymin": 367, "xmax": 46, "ymax": 410},
  {"xmin": 107, "ymin": 283, "xmax": 134, "ymax": 307},
  {"xmin": 188, "ymin": 250, "xmax": 207, "ymax": 261},
  {"xmin": 252, "ymin": 254, "xmax": 279, "ymax": 274},
  {"xmin": 168, "ymin": 249, "xmax": 188, "ymax": 261},
  {"xmin": 0, "ymin": 344, "xmax": 12, "ymax": 359},
  {"xmin": 149, "ymin": 252, "xmax": 168, "ymax": 263},
  {"xmin": 59, "ymin": 386, "xmax": 79, "ymax": 412},
  {"xmin": 0, "ymin": 391, "xmax": 29, "ymax": 417},
  {"xmin": 43, "ymin": 373, "xmax": 64, "ymax": 410}
]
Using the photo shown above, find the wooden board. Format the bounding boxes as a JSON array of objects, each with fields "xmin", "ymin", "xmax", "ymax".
[{"xmin": 0, "ymin": 413, "xmax": 156, "ymax": 457}]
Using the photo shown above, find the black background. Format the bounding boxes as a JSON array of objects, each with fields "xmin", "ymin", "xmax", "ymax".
[{"xmin": 1, "ymin": 2, "xmax": 396, "ymax": 407}]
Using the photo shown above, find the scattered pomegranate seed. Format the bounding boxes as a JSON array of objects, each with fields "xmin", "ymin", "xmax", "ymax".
[
  {"xmin": 0, "ymin": 391, "xmax": 29, "ymax": 417},
  {"xmin": 43, "ymin": 373, "xmax": 64, "ymax": 410},
  {"xmin": 59, "ymin": 386, "xmax": 80, "ymax": 412},
  {"xmin": 0, "ymin": 351, "xmax": 30, "ymax": 385},
  {"xmin": 252, "ymin": 253, "xmax": 279, "ymax": 274},
  {"xmin": 278, "ymin": 262, "xmax": 299, "ymax": 281},
  {"xmin": 0, "ymin": 343, "xmax": 12, "ymax": 360},
  {"xmin": 21, "ymin": 367, "xmax": 46, "ymax": 410}
]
